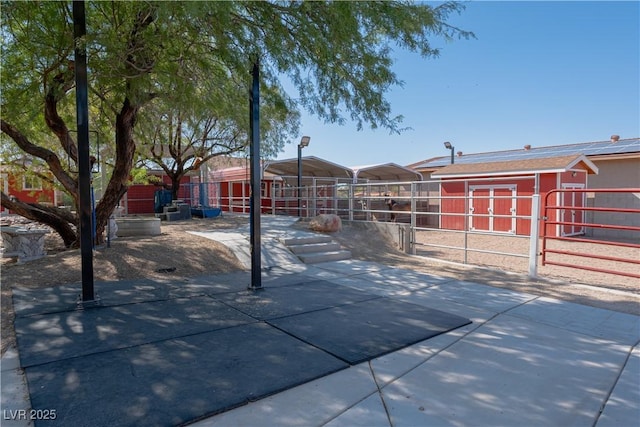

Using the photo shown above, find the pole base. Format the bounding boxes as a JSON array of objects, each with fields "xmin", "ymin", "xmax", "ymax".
[{"xmin": 76, "ymin": 294, "xmax": 102, "ymax": 310}]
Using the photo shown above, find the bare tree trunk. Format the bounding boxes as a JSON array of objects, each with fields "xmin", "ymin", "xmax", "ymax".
[
  {"xmin": 93, "ymin": 6, "xmax": 156, "ymax": 243},
  {"xmin": 94, "ymin": 98, "xmax": 138, "ymax": 243},
  {"xmin": 1, "ymin": 192, "xmax": 78, "ymax": 247},
  {"xmin": 170, "ymin": 180, "xmax": 180, "ymax": 201}
]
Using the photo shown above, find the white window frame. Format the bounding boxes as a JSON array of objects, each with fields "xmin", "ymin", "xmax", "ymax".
[{"xmin": 22, "ymin": 175, "xmax": 42, "ymax": 191}]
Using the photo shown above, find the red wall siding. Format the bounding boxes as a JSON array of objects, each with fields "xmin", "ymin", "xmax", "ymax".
[
  {"xmin": 441, "ymin": 176, "xmax": 543, "ymax": 236},
  {"xmin": 539, "ymin": 174, "xmax": 559, "ymax": 235},
  {"xmin": 539, "ymin": 170, "xmax": 588, "ymax": 237},
  {"xmin": 440, "ymin": 171, "xmax": 589, "ymax": 237},
  {"xmin": 6, "ymin": 174, "xmax": 55, "ymax": 205},
  {"xmin": 126, "ymin": 184, "xmax": 157, "ymax": 214},
  {"xmin": 126, "ymin": 176, "xmax": 192, "ymax": 214},
  {"xmin": 219, "ymin": 180, "xmax": 276, "ymax": 214},
  {"xmin": 513, "ymin": 179, "xmax": 535, "ymax": 235},
  {"xmin": 440, "ymin": 181, "xmax": 466, "ymax": 230}
]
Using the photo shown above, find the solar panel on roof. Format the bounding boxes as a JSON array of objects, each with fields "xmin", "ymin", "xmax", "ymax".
[{"xmin": 417, "ymin": 138, "xmax": 639, "ymax": 168}]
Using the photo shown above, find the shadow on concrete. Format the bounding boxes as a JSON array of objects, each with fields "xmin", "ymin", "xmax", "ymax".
[{"xmin": 13, "ymin": 271, "xmax": 470, "ymax": 427}]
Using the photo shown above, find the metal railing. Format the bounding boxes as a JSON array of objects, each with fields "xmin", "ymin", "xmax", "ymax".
[
  {"xmin": 541, "ymin": 188, "xmax": 640, "ymax": 279},
  {"xmin": 267, "ymin": 177, "xmax": 541, "ymax": 277},
  {"xmin": 124, "ymin": 177, "xmax": 637, "ymax": 281}
]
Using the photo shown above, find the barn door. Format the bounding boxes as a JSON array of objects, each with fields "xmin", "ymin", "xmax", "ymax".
[
  {"xmin": 469, "ymin": 187, "xmax": 490, "ymax": 231},
  {"xmin": 493, "ymin": 186, "xmax": 517, "ymax": 233},
  {"xmin": 470, "ymin": 185, "xmax": 516, "ymax": 233},
  {"xmin": 560, "ymin": 183, "xmax": 585, "ymax": 236}
]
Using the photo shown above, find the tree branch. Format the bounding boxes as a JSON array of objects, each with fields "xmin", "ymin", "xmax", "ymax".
[
  {"xmin": 0, "ymin": 191, "xmax": 78, "ymax": 247},
  {"xmin": 44, "ymin": 64, "xmax": 78, "ymax": 165},
  {"xmin": 1, "ymin": 119, "xmax": 78, "ymax": 196}
]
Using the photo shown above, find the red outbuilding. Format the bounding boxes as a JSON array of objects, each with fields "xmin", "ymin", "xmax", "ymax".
[
  {"xmin": 431, "ymin": 154, "xmax": 599, "ymax": 237},
  {"xmin": 1, "ymin": 171, "xmax": 58, "ymax": 214}
]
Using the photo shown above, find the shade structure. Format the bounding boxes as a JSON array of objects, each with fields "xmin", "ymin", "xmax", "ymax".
[
  {"xmin": 264, "ymin": 156, "xmax": 353, "ymax": 181},
  {"xmin": 352, "ymin": 162, "xmax": 423, "ymax": 182}
]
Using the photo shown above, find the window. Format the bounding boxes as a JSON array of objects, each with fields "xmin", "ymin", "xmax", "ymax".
[{"xmin": 23, "ymin": 176, "xmax": 42, "ymax": 190}]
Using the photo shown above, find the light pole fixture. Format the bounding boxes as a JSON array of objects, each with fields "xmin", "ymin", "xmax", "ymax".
[
  {"xmin": 297, "ymin": 136, "xmax": 311, "ymax": 217},
  {"xmin": 444, "ymin": 141, "xmax": 454, "ymax": 164},
  {"xmin": 73, "ymin": 0, "xmax": 96, "ymax": 304},
  {"xmin": 249, "ymin": 59, "xmax": 261, "ymax": 289}
]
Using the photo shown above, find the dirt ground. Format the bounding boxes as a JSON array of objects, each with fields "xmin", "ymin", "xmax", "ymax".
[
  {"xmin": 412, "ymin": 229, "xmax": 639, "ymax": 290},
  {"xmin": 1, "ymin": 214, "xmax": 638, "ymax": 357}
]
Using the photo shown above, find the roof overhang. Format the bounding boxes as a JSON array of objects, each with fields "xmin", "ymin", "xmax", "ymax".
[
  {"xmin": 432, "ymin": 154, "xmax": 599, "ymax": 179},
  {"xmin": 586, "ymin": 152, "xmax": 640, "ymax": 162},
  {"xmin": 264, "ymin": 156, "xmax": 353, "ymax": 179},
  {"xmin": 352, "ymin": 163, "xmax": 423, "ymax": 182}
]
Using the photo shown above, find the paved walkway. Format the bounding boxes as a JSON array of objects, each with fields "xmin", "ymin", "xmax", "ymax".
[
  {"xmin": 1, "ymin": 216, "xmax": 638, "ymax": 426},
  {"xmin": 190, "ymin": 216, "xmax": 640, "ymax": 426},
  {"xmin": 179, "ymin": 260, "xmax": 638, "ymax": 427}
]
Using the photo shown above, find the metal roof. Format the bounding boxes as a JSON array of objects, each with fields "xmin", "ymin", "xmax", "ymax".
[
  {"xmin": 264, "ymin": 157, "xmax": 424, "ymax": 183},
  {"xmin": 413, "ymin": 138, "xmax": 640, "ymax": 169},
  {"xmin": 431, "ymin": 154, "xmax": 599, "ymax": 178},
  {"xmin": 352, "ymin": 163, "xmax": 423, "ymax": 182},
  {"xmin": 263, "ymin": 156, "xmax": 353, "ymax": 179}
]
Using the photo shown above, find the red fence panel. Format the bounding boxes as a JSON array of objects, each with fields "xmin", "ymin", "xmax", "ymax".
[{"xmin": 542, "ymin": 188, "xmax": 640, "ymax": 279}]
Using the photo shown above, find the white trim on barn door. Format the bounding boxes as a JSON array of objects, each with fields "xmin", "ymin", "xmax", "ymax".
[{"xmin": 469, "ymin": 184, "xmax": 517, "ymax": 234}]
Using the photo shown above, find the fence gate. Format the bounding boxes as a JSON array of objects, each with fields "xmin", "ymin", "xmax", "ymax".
[{"xmin": 541, "ymin": 187, "xmax": 640, "ymax": 279}]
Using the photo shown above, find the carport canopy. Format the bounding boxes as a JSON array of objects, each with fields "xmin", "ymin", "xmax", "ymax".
[
  {"xmin": 352, "ymin": 163, "xmax": 423, "ymax": 182},
  {"xmin": 264, "ymin": 156, "xmax": 424, "ymax": 184},
  {"xmin": 264, "ymin": 156, "xmax": 353, "ymax": 182}
]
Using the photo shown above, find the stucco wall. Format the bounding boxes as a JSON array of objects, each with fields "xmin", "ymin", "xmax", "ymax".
[{"xmin": 586, "ymin": 158, "xmax": 640, "ymax": 240}]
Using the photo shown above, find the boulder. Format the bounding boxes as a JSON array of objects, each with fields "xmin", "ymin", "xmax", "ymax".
[{"xmin": 309, "ymin": 214, "xmax": 342, "ymax": 232}]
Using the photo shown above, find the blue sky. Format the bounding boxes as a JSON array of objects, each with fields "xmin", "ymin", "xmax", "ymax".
[{"xmin": 275, "ymin": 1, "xmax": 640, "ymax": 167}]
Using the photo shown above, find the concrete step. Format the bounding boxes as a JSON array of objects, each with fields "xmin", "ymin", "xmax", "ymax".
[
  {"xmin": 281, "ymin": 235, "xmax": 333, "ymax": 246},
  {"xmin": 297, "ymin": 250, "xmax": 352, "ymax": 264},
  {"xmin": 289, "ymin": 242, "xmax": 341, "ymax": 255}
]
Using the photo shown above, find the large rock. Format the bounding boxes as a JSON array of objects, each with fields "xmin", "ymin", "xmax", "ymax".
[{"xmin": 309, "ymin": 214, "xmax": 342, "ymax": 232}]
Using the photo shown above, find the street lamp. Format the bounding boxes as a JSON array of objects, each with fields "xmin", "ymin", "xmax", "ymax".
[
  {"xmin": 444, "ymin": 141, "xmax": 454, "ymax": 164},
  {"xmin": 297, "ymin": 136, "xmax": 311, "ymax": 217}
]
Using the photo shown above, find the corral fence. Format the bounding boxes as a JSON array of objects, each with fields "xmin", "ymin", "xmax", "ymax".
[
  {"xmin": 124, "ymin": 177, "xmax": 638, "ymax": 280},
  {"xmin": 541, "ymin": 188, "xmax": 640, "ymax": 279},
  {"xmin": 265, "ymin": 179, "xmax": 638, "ymax": 280},
  {"xmin": 317, "ymin": 176, "xmax": 542, "ymax": 277}
]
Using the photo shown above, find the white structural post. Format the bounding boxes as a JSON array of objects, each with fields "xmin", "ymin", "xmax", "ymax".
[
  {"xmin": 528, "ymin": 194, "xmax": 541, "ymax": 278},
  {"xmin": 348, "ymin": 184, "xmax": 354, "ymax": 221},
  {"xmin": 410, "ymin": 182, "xmax": 417, "ymax": 254}
]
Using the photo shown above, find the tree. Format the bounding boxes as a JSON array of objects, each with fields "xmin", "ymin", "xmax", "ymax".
[
  {"xmin": 135, "ymin": 69, "xmax": 299, "ymax": 201},
  {"xmin": 2, "ymin": 2, "xmax": 161, "ymax": 245},
  {"xmin": 1, "ymin": 1, "xmax": 472, "ymax": 246}
]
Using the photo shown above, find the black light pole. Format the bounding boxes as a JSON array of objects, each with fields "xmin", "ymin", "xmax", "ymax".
[
  {"xmin": 444, "ymin": 141, "xmax": 454, "ymax": 164},
  {"xmin": 248, "ymin": 60, "xmax": 262, "ymax": 289},
  {"xmin": 297, "ymin": 136, "xmax": 310, "ymax": 217},
  {"xmin": 73, "ymin": 1, "xmax": 95, "ymax": 303}
]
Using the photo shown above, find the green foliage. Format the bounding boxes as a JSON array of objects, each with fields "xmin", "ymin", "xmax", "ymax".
[
  {"xmin": 2, "ymin": 0, "xmax": 472, "ymax": 175},
  {"xmin": 129, "ymin": 167, "xmax": 157, "ymax": 185}
]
